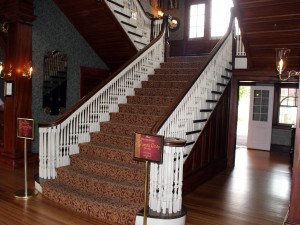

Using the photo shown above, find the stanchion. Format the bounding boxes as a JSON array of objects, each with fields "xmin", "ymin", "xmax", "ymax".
[
  {"xmin": 143, "ymin": 161, "xmax": 149, "ymax": 225},
  {"xmin": 14, "ymin": 138, "xmax": 38, "ymax": 199}
]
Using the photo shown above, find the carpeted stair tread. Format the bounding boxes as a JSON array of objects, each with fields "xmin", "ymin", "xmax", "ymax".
[
  {"xmin": 154, "ymin": 68, "xmax": 198, "ymax": 74},
  {"xmin": 118, "ymin": 103, "xmax": 168, "ymax": 115},
  {"xmin": 70, "ymin": 154, "xmax": 145, "ymax": 185},
  {"xmin": 90, "ymin": 132, "xmax": 134, "ymax": 149},
  {"xmin": 109, "ymin": 112, "xmax": 160, "ymax": 126},
  {"xmin": 148, "ymin": 74, "xmax": 194, "ymax": 82},
  {"xmin": 100, "ymin": 121, "xmax": 152, "ymax": 136},
  {"xmin": 55, "ymin": 166, "xmax": 144, "ymax": 204},
  {"xmin": 41, "ymin": 180, "xmax": 142, "ymax": 225},
  {"xmin": 167, "ymin": 55, "xmax": 208, "ymax": 62},
  {"xmin": 79, "ymin": 142, "xmax": 144, "ymax": 167},
  {"xmin": 142, "ymin": 80, "xmax": 188, "ymax": 89},
  {"xmin": 127, "ymin": 95, "xmax": 175, "ymax": 106},
  {"xmin": 160, "ymin": 61, "xmax": 204, "ymax": 68},
  {"xmin": 134, "ymin": 88, "xmax": 182, "ymax": 97}
]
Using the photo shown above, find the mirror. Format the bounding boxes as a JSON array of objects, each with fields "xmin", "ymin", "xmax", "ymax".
[{"xmin": 42, "ymin": 50, "xmax": 67, "ymax": 115}]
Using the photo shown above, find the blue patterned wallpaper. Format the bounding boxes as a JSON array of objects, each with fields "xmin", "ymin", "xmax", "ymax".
[{"xmin": 32, "ymin": 0, "xmax": 108, "ymax": 153}]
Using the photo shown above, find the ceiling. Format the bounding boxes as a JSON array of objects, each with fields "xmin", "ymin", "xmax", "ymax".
[{"xmin": 234, "ymin": 0, "xmax": 300, "ymax": 71}]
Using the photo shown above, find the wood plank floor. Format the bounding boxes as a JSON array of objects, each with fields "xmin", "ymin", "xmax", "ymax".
[{"xmin": 0, "ymin": 147, "xmax": 291, "ymax": 225}]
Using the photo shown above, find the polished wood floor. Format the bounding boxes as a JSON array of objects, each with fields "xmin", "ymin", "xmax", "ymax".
[{"xmin": 0, "ymin": 147, "xmax": 291, "ymax": 225}]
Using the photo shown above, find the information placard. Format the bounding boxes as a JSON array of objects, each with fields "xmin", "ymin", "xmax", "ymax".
[
  {"xmin": 133, "ymin": 133, "xmax": 164, "ymax": 163},
  {"xmin": 17, "ymin": 118, "xmax": 34, "ymax": 140}
]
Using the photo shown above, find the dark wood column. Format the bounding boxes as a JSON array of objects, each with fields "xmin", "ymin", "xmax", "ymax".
[
  {"xmin": 0, "ymin": 0, "xmax": 36, "ymax": 168},
  {"xmin": 285, "ymin": 79, "xmax": 300, "ymax": 225},
  {"xmin": 227, "ymin": 74, "xmax": 238, "ymax": 169}
]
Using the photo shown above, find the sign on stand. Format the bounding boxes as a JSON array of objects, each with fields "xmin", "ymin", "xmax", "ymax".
[
  {"xmin": 14, "ymin": 118, "xmax": 38, "ymax": 199},
  {"xmin": 133, "ymin": 133, "xmax": 164, "ymax": 225}
]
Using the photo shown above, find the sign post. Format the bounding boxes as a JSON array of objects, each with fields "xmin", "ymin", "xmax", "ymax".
[
  {"xmin": 133, "ymin": 133, "xmax": 164, "ymax": 225},
  {"xmin": 14, "ymin": 118, "xmax": 38, "ymax": 199}
]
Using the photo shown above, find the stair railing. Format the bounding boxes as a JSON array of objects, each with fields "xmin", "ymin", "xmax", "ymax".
[
  {"xmin": 38, "ymin": 17, "xmax": 168, "ymax": 180},
  {"xmin": 149, "ymin": 10, "xmax": 235, "ymax": 215},
  {"xmin": 105, "ymin": 0, "xmax": 163, "ymax": 50}
]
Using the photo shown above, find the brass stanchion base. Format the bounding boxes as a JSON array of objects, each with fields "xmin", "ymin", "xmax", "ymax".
[{"xmin": 14, "ymin": 189, "xmax": 38, "ymax": 199}]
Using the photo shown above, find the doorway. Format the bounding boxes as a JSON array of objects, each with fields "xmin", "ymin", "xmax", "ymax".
[{"xmin": 236, "ymin": 86, "xmax": 250, "ymax": 147}]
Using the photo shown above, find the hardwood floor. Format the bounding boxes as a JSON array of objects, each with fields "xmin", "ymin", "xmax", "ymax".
[
  {"xmin": 184, "ymin": 147, "xmax": 291, "ymax": 225},
  {"xmin": 0, "ymin": 147, "xmax": 291, "ymax": 225}
]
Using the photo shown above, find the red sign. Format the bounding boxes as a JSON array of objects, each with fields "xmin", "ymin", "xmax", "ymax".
[
  {"xmin": 17, "ymin": 118, "xmax": 34, "ymax": 140},
  {"xmin": 134, "ymin": 133, "xmax": 164, "ymax": 163}
]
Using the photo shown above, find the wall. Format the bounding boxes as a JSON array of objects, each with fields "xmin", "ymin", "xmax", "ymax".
[
  {"xmin": 32, "ymin": 0, "xmax": 108, "ymax": 153},
  {"xmin": 271, "ymin": 128, "xmax": 292, "ymax": 146}
]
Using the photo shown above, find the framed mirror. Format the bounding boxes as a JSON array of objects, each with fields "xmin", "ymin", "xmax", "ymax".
[{"xmin": 42, "ymin": 50, "xmax": 67, "ymax": 115}]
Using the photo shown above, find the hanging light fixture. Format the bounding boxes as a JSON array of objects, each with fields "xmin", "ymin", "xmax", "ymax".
[{"xmin": 275, "ymin": 48, "xmax": 300, "ymax": 81}]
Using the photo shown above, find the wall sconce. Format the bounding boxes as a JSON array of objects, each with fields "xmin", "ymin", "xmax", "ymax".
[
  {"xmin": 157, "ymin": 10, "xmax": 164, "ymax": 18},
  {"xmin": 0, "ymin": 62, "xmax": 13, "ymax": 79},
  {"xmin": 276, "ymin": 48, "xmax": 300, "ymax": 81},
  {"xmin": 169, "ymin": 17, "xmax": 180, "ymax": 31},
  {"xmin": 22, "ymin": 62, "xmax": 33, "ymax": 79}
]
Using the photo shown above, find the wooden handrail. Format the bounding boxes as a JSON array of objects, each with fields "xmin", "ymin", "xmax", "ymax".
[
  {"xmin": 39, "ymin": 16, "xmax": 167, "ymax": 128},
  {"xmin": 151, "ymin": 9, "xmax": 236, "ymax": 134}
]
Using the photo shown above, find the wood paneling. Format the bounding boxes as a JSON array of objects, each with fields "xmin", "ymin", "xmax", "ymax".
[
  {"xmin": 53, "ymin": 0, "xmax": 137, "ymax": 71},
  {"xmin": 285, "ymin": 78, "xmax": 300, "ymax": 224},
  {"xmin": 183, "ymin": 82, "xmax": 231, "ymax": 195},
  {"xmin": 80, "ymin": 66, "xmax": 110, "ymax": 98}
]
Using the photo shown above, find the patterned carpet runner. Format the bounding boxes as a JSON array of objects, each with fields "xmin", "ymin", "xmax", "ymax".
[{"xmin": 41, "ymin": 56, "xmax": 208, "ymax": 225}]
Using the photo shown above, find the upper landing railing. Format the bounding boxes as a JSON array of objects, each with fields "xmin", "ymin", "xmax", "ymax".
[{"xmin": 105, "ymin": 0, "xmax": 163, "ymax": 50}]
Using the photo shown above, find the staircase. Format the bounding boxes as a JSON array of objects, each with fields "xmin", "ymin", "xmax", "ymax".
[{"xmin": 41, "ymin": 55, "xmax": 208, "ymax": 225}]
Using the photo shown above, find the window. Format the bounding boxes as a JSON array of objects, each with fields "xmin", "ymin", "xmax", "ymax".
[
  {"xmin": 279, "ymin": 88, "xmax": 298, "ymax": 124},
  {"xmin": 189, "ymin": 4, "xmax": 205, "ymax": 38},
  {"xmin": 211, "ymin": 0, "xmax": 233, "ymax": 37}
]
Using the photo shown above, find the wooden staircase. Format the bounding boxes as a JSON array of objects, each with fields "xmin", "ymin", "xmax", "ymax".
[{"xmin": 41, "ymin": 55, "xmax": 209, "ymax": 225}]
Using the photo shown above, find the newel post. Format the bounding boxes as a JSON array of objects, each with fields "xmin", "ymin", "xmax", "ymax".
[
  {"xmin": 164, "ymin": 15, "xmax": 171, "ymax": 62},
  {"xmin": 138, "ymin": 137, "xmax": 186, "ymax": 225}
]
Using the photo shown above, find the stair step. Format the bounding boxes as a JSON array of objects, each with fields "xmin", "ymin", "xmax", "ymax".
[
  {"xmin": 128, "ymin": 31, "xmax": 143, "ymax": 38},
  {"xmin": 41, "ymin": 181, "xmax": 142, "ymax": 225},
  {"xmin": 193, "ymin": 119, "xmax": 208, "ymax": 123},
  {"xmin": 148, "ymin": 74, "xmax": 194, "ymax": 82},
  {"xmin": 119, "ymin": 103, "xmax": 168, "ymax": 115},
  {"xmin": 79, "ymin": 142, "xmax": 143, "ymax": 167},
  {"xmin": 200, "ymin": 109, "xmax": 213, "ymax": 112},
  {"xmin": 134, "ymin": 88, "xmax": 182, "ymax": 97},
  {"xmin": 90, "ymin": 132, "xmax": 133, "ymax": 149},
  {"xmin": 154, "ymin": 68, "xmax": 198, "ymax": 75},
  {"xmin": 127, "ymin": 96, "xmax": 175, "ymax": 106},
  {"xmin": 107, "ymin": 0, "xmax": 124, "ymax": 8},
  {"xmin": 186, "ymin": 141, "xmax": 195, "ymax": 146},
  {"xmin": 160, "ymin": 62, "xmax": 203, "ymax": 68},
  {"xmin": 142, "ymin": 80, "xmax": 188, "ymax": 89},
  {"xmin": 100, "ymin": 121, "xmax": 152, "ymax": 136},
  {"xmin": 216, "ymin": 82, "xmax": 227, "ymax": 87},
  {"xmin": 167, "ymin": 56, "xmax": 208, "ymax": 63},
  {"xmin": 109, "ymin": 112, "xmax": 160, "ymax": 126},
  {"xmin": 134, "ymin": 40, "xmax": 147, "ymax": 46},
  {"xmin": 121, "ymin": 21, "xmax": 137, "ymax": 28},
  {"xmin": 56, "ymin": 166, "xmax": 144, "ymax": 204},
  {"xmin": 114, "ymin": 10, "xmax": 131, "ymax": 19},
  {"xmin": 206, "ymin": 100, "xmax": 217, "ymax": 103},
  {"xmin": 212, "ymin": 90, "xmax": 222, "ymax": 95},
  {"xmin": 221, "ymin": 75, "xmax": 230, "ymax": 80},
  {"xmin": 186, "ymin": 130, "xmax": 201, "ymax": 135}
]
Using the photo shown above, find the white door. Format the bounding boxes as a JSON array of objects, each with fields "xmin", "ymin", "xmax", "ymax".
[{"xmin": 247, "ymin": 86, "xmax": 274, "ymax": 151}]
